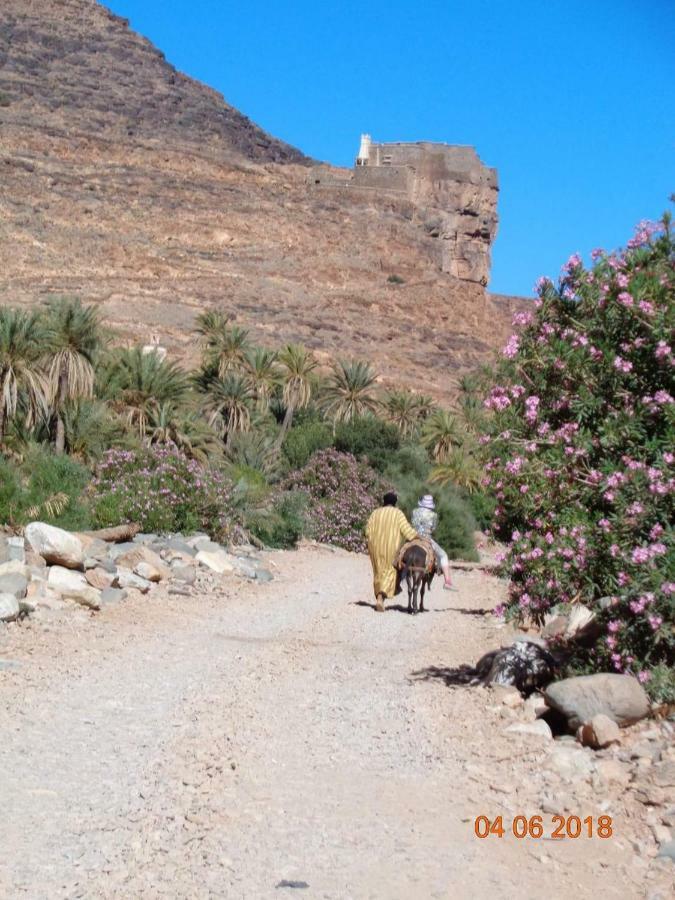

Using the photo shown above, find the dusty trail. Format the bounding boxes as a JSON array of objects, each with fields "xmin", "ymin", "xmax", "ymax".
[{"xmin": 0, "ymin": 547, "xmax": 642, "ymax": 898}]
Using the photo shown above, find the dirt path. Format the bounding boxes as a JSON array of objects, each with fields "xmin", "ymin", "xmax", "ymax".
[{"xmin": 0, "ymin": 547, "xmax": 651, "ymax": 899}]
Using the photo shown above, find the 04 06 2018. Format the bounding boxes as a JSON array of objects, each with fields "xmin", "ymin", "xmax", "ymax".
[{"xmin": 473, "ymin": 815, "xmax": 614, "ymax": 839}]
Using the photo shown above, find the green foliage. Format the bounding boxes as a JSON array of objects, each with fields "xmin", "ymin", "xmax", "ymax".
[
  {"xmin": 483, "ymin": 214, "xmax": 674, "ymax": 691},
  {"xmin": 387, "ymin": 274, "xmax": 405, "ymax": 284},
  {"xmin": 91, "ymin": 445, "xmax": 237, "ymax": 541},
  {"xmin": 282, "ymin": 419, "xmax": 332, "ymax": 469},
  {"xmin": 247, "ymin": 492, "xmax": 309, "ymax": 549},
  {"xmin": 0, "ymin": 447, "xmax": 91, "ymax": 530},
  {"xmin": 333, "ymin": 415, "xmax": 400, "ymax": 472}
]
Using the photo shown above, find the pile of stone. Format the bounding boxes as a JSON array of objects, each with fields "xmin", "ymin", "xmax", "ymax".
[
  {"xmin": 0, "ymin": 522, "xmax": 273, "ymax": 621},
  {"xmin": 490, "ymin": 671, "xmax": 674, "ymax": 861}
]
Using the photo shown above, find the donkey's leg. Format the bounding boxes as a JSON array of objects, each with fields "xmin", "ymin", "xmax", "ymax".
[
  {"xmin": 406, "ymin": 569, "xmax": 413, "ymax": 613},
  {"xmin": 419, "ymin": 578, "xmax": 426, "ymax": 613},
  {"xmin": 412, "ymin": 575, "xmax": 420, "ymax": 615}
]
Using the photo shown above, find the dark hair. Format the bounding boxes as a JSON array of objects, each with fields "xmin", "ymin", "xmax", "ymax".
[{"xmin": 383, "ymin": 491, "xmax": 398, "ymax": 507}]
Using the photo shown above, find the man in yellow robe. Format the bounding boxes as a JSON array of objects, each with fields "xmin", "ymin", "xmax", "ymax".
[{"xmin": 365, "ymin": 492, "xmax": 417, "ymax": 612}]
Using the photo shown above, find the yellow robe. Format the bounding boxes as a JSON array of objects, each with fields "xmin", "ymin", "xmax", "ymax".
[{"xmin": 365, "ymin": 506, "xmax": 417, "ymax": 598}]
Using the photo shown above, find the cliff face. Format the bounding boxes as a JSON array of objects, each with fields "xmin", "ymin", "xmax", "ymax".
[{"xmin": 0, "ymin": 0, "xmax": 525, "ymax": 400}]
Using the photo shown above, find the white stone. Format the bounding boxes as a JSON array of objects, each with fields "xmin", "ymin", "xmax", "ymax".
[
  {"xmin": 25, "ymin": 522, "xmax": 84, "ymax": 570},
  {"xmin": 0, "ymin": 593, "xmax": 20, "ymax": 622},
  {"xmin": 116, "ymin": 568, "xmax": 152, "ymax": 593},
  {"xmin": 134, "ymin": 561, "xmax": 162, "ymax": 583},
  {"xmin": 195, "ymin": 549, "xmax": 234, "ymax": 574},
  {"xmin": 505, "ymin": 720, "xmax": 552, "ymax": 740},
  {"xmin": 47, "ymin": 566, "xmax": 101, "ymax": 609},
  {"xmin": 0, "ymin": 560, "xmax": 28, "ymax": 578}
]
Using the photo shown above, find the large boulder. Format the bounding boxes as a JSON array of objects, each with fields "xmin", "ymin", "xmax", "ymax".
[
  {"xmin": 0, "ymin": 593, "xmax": 20, "ymax": 622},
  {"xmin": 116, "ymin": 568, "xmax": 152, "ymax": 593},
  {"xmin": 25, "ymin": 523, "xmax": 84, "ymax": 570},
  {"xmin": 544, "ymin": 673, "xmax": 650, "ymax": 729},
  {"xmin": 47, "ymin": 566, "xmax": 101, "ymax": 609},
  {"xmin": 195, "ymin": 549, "xmax": 234, "ymax": 574}
]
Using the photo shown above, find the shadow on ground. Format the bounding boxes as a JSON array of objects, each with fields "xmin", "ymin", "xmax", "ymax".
[{"xmin": 409, "ymin": 664, "xmax": 478, "ymax": 686}]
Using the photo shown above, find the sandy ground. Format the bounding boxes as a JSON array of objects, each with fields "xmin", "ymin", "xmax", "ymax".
[{"xmin": 0, "ymin": 546, "xmax": 657, "ymax": 899}]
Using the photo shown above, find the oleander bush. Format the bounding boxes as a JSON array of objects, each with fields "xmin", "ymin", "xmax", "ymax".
[
  {"xmin": 91, "ymin": 443, "xmax": 238, "ymax": 541},
  {"xmin": 482, "ymin": 214, "xmax": 674, "ymax": 697},
  {"xmin": 283, "ymin": 448, "xmax": 387, "ymax": 552}
]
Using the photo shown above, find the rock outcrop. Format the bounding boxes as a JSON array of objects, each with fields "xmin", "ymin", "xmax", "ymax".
[{"xmin": 0, "ymin": 0, "xmax": 527, "ymax": 401}]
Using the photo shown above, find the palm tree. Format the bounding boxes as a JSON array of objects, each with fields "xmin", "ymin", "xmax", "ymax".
[
  {"xmin": 225, "ymin": 431, "xmax": 281, "ymax": 480},
  {"xmin": 275, "ymin": 344, "xmax": 317, "ymax": 443},
  {"xmin": 60, "ymin": 398, "xmax": 121, "ymax": 463},
  {"xmin": 100, "ymin": 347, "xmax": 190, "ymax": 439},
  {"xmin": 146, "ymin": 402, "xmax": 222, "ymax": 462},
  {"xmin": 0, "ymin": 308, "xmax": 47, "ymax": 446},
  {"xmin": 430, "ymin": 445, "xmax": 483, "ymax": 493},
  {"xmin": 245, "ymin": 347, "xmax": 279, "ymax": 412},
  {"xmin": 43, "ymin": 297, "xmax": 103, "ymax": 453},
  {"xmin": 381, "ymin": 390, "xmax": 422, "ymax": 438},
  {"xmin": 322, "ymin": 359, "xmax": 379, "ymax": 425},
  {"xmin": 196, "ymin": 311, "xmax": 250, "ymax": 378},
  {"xmin": 413, "ymin": 394, "xmax": 436, "ymax": 421},
  {"xmin": 203, "ymin": 374, "xmax": 254, "ymax": 443},
  {"xmin": 420, "ymin": 408, "xmax": 463, "ymax": 462}
]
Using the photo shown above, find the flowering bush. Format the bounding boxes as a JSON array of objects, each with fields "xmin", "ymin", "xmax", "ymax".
[
  {"xmin": 482, "ymin": 214, "xmax": 674, "ymax": 698},
  {"xmin": 91, "ymin": 444, "xmax": 238, "ymax": 541},
  {"xmin": 284, "ymin": 448, "xmax": 387, "ymax": 552}
]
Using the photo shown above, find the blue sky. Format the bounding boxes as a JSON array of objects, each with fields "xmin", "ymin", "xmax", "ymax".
[{"xmin": 105, "ymin": 0, "xmax": 673, "ymax": 297}]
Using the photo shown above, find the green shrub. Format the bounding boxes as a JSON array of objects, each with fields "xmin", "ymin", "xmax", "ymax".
[
  {"xmin": 284, "ymin": 449, "xmax": 386, "ymax": 552},
  {"xmin": 333, "ymin": 415, "xmax": 400, "ymax": 472},
  {"xmin": 387, "ymin": 274, "xmax": 405, "ymax": 284},
  {"xmin": 247, "ymin": 491, "xmax": 308, "ymax": 549},
  {"xmin": 467, "ymin": 489, "xmax": 496, "ymax": 531},
  {"xmin": 91, "ymin": 444, "xmax": 238, "ymax": 540},
  {"xmin": 282, "ymin": 420, "xmax": 332, "ymax": 469},
  {"xmin": 0, "ymin": 447, "xmax": 92, "ymax": 530},
  {"xmin": 482, "ymin": 214, "xmax": 674, "ymax": 695}
]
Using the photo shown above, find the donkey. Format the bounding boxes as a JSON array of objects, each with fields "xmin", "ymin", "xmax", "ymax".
[{"xmin": 400, "ymin": 543, "xmax": 435, "ymax": 615}]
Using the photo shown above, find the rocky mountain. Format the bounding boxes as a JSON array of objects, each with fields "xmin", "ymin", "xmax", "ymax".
[{"xmin": 0, "ymin": 0, "xmax": 525, "ymax": 399}]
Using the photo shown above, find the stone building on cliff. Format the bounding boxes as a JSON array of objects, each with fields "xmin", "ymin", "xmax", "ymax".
[{"xmin": 312, "ymin": 134, "xmax": 498, "ymax": 285}]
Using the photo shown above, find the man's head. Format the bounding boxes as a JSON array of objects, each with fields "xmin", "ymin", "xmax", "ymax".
[{"xmin": 383, "ymin": 491, "xmax": 398, "ymax": 507}]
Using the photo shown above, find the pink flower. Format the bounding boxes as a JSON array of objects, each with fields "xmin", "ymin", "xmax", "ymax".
[
  {"xmin": 613, "ymin": 356, "xmax": 633, "ymax": 373},
  {"xmin": 655, "ymin": 341, "xmax": 671, "ymax": 359},
  {"xmin": 631, "ymin": 547, "xmax": 650, "ymax": 564},
  {"xmin": 637, "ymin": 671, "xmax": 652, "ymax": 684},
  {"xmin": 616, "ymin": 273, "xmax": 629, "ymax": 288},
  {"xmin": 520, "ymin": 484, "xmax": 529, "ymax": 494},
  {"xmin": 617, "ymin": 291, "xmax": 634, "ymax": 308},
  {"xmin": 638, "ymin": 300, "xmax": 654, "ymax": 316},
  {"xmin": 563, "ymin": 253, "xmax": 582, "ymax": 272},
  {"xmin": 502, "ymin": 334, "xmax": 520, "ymax": 359}
]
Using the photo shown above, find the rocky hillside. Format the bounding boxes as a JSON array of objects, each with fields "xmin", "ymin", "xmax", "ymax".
[{"xmin": 0, "ymin": 0, "xmax": 525, "ymax": 399}]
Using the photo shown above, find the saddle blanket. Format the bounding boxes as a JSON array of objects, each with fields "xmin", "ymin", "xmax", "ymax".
[{"xmin": 393, "ymin": 538, "xmax": 436, "ymax": 573}]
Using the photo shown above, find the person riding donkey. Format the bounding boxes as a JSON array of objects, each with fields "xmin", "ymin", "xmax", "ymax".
[{"xmin": 410, "ymin": 494, "xmax": 457, "ymax": 591}]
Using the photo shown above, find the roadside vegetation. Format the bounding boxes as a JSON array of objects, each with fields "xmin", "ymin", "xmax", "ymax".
[{"xmin": 0, "ymin": 298, "xmax": 482, "ymax": 558}]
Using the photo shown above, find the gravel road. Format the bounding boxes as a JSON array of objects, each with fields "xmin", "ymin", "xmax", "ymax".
[{"xmin": 0, "ymin": 546, "xmax": 648, "ymax": 898}]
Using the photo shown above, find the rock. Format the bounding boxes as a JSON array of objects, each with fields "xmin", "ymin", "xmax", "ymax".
[
  {"xmin": 116, "ymin": 568, "xmax": 152, "ymax": 593},
  {"xmin": 635, "ymin": 785, "xmax": 666, "ymax": 807},
  {"xmin": 577, "ymin": 714, "xmax": 621, "ymax": 750},
  {"xmin": 133, "ymin": 533, "xmax": 159, "ymax": 545},
  {"xmin": 0, "ymin": 593, "xmax": 20, "ymax": 622},
  {"xmin": 0, "ymin": 536, "xmax": 9, "ymax": 564},
  {"xmin": 542, "ymin": 615, "xmax": 567, "ymax": 639},
  {"xmin": 192, "ymin": 538, "xmax": 222, "ymax": 554},
  {"xmin": 47, "ymin": 566, "xmax": 101, "ymax": 609},
  {"xmin": 631, "ymin": 741, "xmax": 662, "ymax": 761},
  {"xmin": 85, "ymin": 567, "xmax": 116, "ymax": 591},
  {"xmin": 0, "ymin": 572, "xmax": 28, "ymax": 599},
  {"xmin": 662, "ymin": 809, "xmax": 675, "ymax": 829},
  {"xmin": 195, "ymin": 549, "xmax": 234, "ymax": 574},
  {"xmin": 164, "ymin": 536, "xmax": 198, "ymax": 557},
  {"xmin": 25, "ymin": 522, "xmax": 84, "ymax": 569},
  {"xmin": 185, "ymin": 533, "xmax": 211, "ymax": 547},
  {"xmin": 548, "ymin": 745, "xmax": 595, "ymax": 782},
  {"xmin": 505, "ymin": 720, "xmax": 552, "ymax": 739},
  {"xmin": 255, "ymin": 568, "xmax": 273, "ymax": 583},
  {"xmin": 594, "ymin": 758, "xmax": 631, "ymax": 786},
  {"xmin": 653, "ymin": 761, "xmax": 675, "ymax": 789},
  {"xmin": 565, "ymin": 604, "xmax": 596, "ymax": 638},
  {"xmin": 134, "ymin": 561, "xmax": 162, "ymax": 583},
  {"xmin": 171, "ymin": 565, "xmax": 196, "ymax": 585},
  {"xmin": 656, "ymin": 841, "xmax": 675, "ymax": 861},
  {"xmin": 523, "ymin": 692, "xmax": 549, "ymax": 720},
  {"xmin": 117, "ymin": 546, "xmax": 169, "ymax": 579},
  {"xmin": 0, "ymin": 559, "xmax": 28, "ymax": 578},
  {"xmin": 168, "ymin": 584, "xmax": 191, "ymax": 596},
  {"xmin": 474, "ymin": 641, "xmax": 556, "ymax": 694},
  {"xmin": 652, "ymin": 825, "xmax": 672, "ymax": 845},
  {"xmin": 234, "ymin": 559, "xmax": 258, "ymax": 579},
  {"xmin": 100, "ymin": 587, "xmax": 127, "ymax": 605},
  {"xmin": 7, "ymin": 536, "xmax": 26, "ymax": 562},
  {"xmin": 544, "ymin": 674, "xmax": 650, "ymax": 729},
  {"xmin": 27, "ymin": 582, "xmax": 68, "ymax": 610},
  {"xmin": 107, "ymin": 541, "xmax": 137, "ymax": 560},
  {"xmin": 490, "ymin": 684, "xmax": 523, "ymax": 707},
  {"xmin": 25, "ymin": 550, "xmax": 46, "ymax": 569}
]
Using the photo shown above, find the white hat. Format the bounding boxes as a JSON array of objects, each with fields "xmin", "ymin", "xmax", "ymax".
[{"xmin": 419, "ymin": 494, "xmax": 435, "ymax": 510}]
